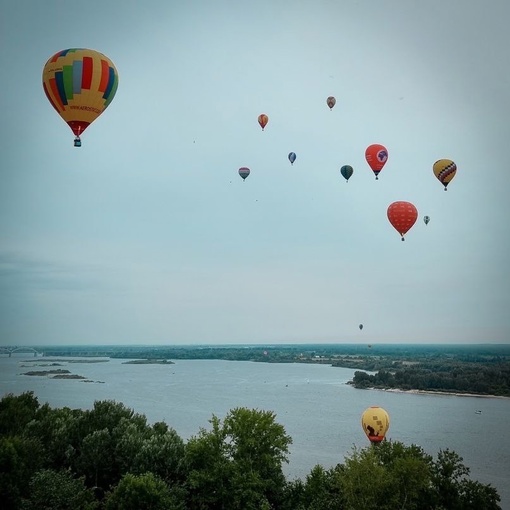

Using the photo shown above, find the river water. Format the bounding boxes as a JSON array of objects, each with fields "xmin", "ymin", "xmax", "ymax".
[{"xmin": 1, "ymin": 355, "xmax": 509, "ymax": 508}]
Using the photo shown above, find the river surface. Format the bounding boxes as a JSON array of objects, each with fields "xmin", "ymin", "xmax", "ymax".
[{"xmin": 1, "ymin": 355, "xmax": 509, "ymax": 508}]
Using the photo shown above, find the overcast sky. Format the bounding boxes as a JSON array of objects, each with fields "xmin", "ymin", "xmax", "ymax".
[{"xmin": 1, "ymin": 0, "xmax": 509, "ymax": 346}]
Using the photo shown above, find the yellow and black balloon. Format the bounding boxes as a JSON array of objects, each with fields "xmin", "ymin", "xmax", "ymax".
[
  {"xmin": 361, "ymin": 406, "xmax": 390, "ymax": 444},
  {"xmin": 433, "ymin": 159, "xmax": 457, "ymax": 190},
  {"xmin": 42, "ymin": 48, "xmax": 119, "ymax": 146}
]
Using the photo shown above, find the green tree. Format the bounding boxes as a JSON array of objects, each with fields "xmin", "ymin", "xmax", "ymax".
[
  {"xmin": 132, "ymin": 428, "xmax": 186, "ymax": 484},
  {"xmin": 0, "ymin": 436, "xmax": 46, "ymax": 510},
  {"xmin": 76, "ymin": 428, "xmax": 113, "ymax": 491},
  {"xmin": 430, "ymin": 449, "xmax": 501, "ymax": 509},
  {"xmin": 25, "ymin": 404, "xmax": 84, "ymax": 471},
  {"xmin": 298, "ymin": 464, "xmax": 344, "ymax": 510},
  {"xmin": 0, "ymin": 392, "xmax": 40, "ymax": 436},
  {"xmin": 339, "ymin": 446, "xmax": 397, "ymax": 510},
  {"xmin": 22, "ymin": 469, "xmax": 97, "ymax": 510},
  {"xmin": 104, "ymin": 472, "xmax": 184, "ymax": 510},
  {"xmin": 185, "ymin": 407, "xmax": 292, "ymax": 509}
]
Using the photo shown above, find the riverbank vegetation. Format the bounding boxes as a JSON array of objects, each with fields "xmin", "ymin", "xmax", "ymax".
[{"xmin": 0, "ymin": 392, "xmax": 502, "ymax": 509}]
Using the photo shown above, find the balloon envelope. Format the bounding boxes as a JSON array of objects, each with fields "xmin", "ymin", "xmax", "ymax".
[
  {"xmin": 238, "ymin": 167, "xmax": 250, "ymax": 180},
  {"xmin": 365, "ymin": 144, "xmax": 388, "ymax": 179},
  {"xmin": 327, "ymin": 96, "xmax": 336, "ymax": 109},
  {"xmin": 433, "ymin": 159, "xmax": 456, "ymax": 190},
  {"xmin": 361, "ymin": 406, "xmax": 390, "ymax": 444},
  {"xmin": 387, "ymin": 201, "xmax": 418, "ymax": 240},
  {"xmin": 258, "ymin": 114, "xmax": 268, "ymax": 130},
  {"xmin": 359, "ymin": 324, "xmax": 363, "ymax": 330},
  {"xmin": 340, "ymin": 165, "xmax": 353, "ymax": 182},
  {"xmin": 424, "ymin": 215, "xmax": 430, "ymax": 225},
  {"xmin": 42, "ymin": 48, "xmax": 119, "ymax": 144},
  {"xmin": 288, "ymin": 152, "xmax": 296, "ymax": 165}
]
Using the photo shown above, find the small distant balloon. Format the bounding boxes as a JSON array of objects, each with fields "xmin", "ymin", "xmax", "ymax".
[
  {"xmin": 238, "ymin": 167, "xmax": 250, "ymax": 180},
  {"xmin": 433, "ymin": 159, "xmax": 456, "ymax": 190},
  {"xmin": 288, "ymin": 152, "xmax": 297, "ymax": 165},
  {"xmin": 365, "ymin": 144, "xmax": 388, "ymax": 179},
  {"xmin": 359, "ymin": 324, "xmax": 363, "ymax": 331},
  {"xmin": 424, "ymin": 215, "xmax": 430, "ymax": 225},
  {"xmin": 387, "ymin": 201, "xmax": 418, "ymax": 241},
  {"xmin": 341, "ymin": 165, "xmax": 354, "ymax": 182},
  {"xmin": 361, "ymin": 406, "xmax": 390, "ymax": 444},
  {"xmin": 258, "ymin": 114, "xmax": 268, "ymax": 131},
  {"xmin": 327, "ymin": 96, "xmax": 336, "ymax": 110}
]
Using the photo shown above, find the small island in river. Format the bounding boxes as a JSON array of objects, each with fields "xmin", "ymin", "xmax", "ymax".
[
  {"xmin": 22, "ymin": 369, "xmax": 86, "ymax": 380},
  {"xmin": 122, "ymin": 359, "xmax": 174, "ymax": 365}
]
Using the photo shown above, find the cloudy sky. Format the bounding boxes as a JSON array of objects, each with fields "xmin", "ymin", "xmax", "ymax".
[{"xmin": 1, "ymin": 0, "xmax": 509, "ymax": 346}]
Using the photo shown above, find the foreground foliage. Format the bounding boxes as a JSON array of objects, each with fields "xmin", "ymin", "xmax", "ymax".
[{"xmin": 0, "ymin": 392, "xmax": 501, "ymax": 509}]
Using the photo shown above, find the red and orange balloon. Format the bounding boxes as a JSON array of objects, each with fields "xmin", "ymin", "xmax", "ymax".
[
  {"xmin": 365, "ymin": 144, "xmax": 388, "ymax": 179},
  {"xmin": 387, "ymin": 201, "xmax": 418, "ymax": 241},
  {"xmin": 258, "ymin": 114, "xmax": 268, "ymax": 131}
]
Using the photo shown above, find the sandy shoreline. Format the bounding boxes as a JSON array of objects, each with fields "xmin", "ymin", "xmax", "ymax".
[{"xmin": 370, "ymin": 387, "xmax": 510, "ymax": 400}]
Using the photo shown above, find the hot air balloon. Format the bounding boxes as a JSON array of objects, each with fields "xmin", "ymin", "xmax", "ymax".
[
  {"xmin": 424, "ymin": 215, "xmax": 430, "ymax": 225},
  {"xmin": 42, "ymin": 48, "xmax": 119, "ymax": 147},
  {"xmin": 327, "ymin": 96, "xmax": 336, "ymax": 110},
  {"xmin": 365, "ymin": 144, "xmax": 388, "ymax": 179},
  {"xmin": 359, "ymin": 324, "xmax": 363, "ymax": 330},
  {"xmin": 288, "ymin": 152, "xmax": 296, "ymax": 165},
  {"xmin": 258, "ymin": 114, "xmax": 268, "ymax": 131},
  {"xmin": 387, "ymin": 201, "xmax": 418, "ymax": 241},
  {"xmin": 238, "ymin": 167, "xmax": 250, "ymax": 180},
  {"xmin": 361, "ymin": 406, "xmax": 390, "ymax": 444},
  {"xmin": 433, "ymin": 159, "xmax": 457, "ymax": 190},
  {"xmin": 340, "ymin": 165, "xmax": 354, "ymax": 182}
]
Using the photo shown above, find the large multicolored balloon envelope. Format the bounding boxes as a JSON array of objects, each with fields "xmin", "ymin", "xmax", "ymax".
[
  {"xmin": 387, "ymin": 201, "xmax": 418, "ymax": 241},
  {"xmin": 361, "ymin": 406, "xmax": 390, "ymax": 444},
  {"xmin": 365, "ymin": 144, "xmax": 388, "ymax": 179},
  {"xmin": 288, "ymin": 152, "xmax": 296, "ymax": 165},
  {"xmin": 42, "ymin": 48, "xmax": 119, "ymax": 147},
  {"xmin": 340, "ymin": 165, "xmax": 354, "ymax": 182},
  {"xmin": 238, "ymin": 167, "xmax": 250, "ymax": 180},
  {"xmin": 327, "ymin": 96, "xmax": 336, "ymax": 110},
  {"xmin": 258, "ymin": 114, "xmax": 268, "ymax": 131},
  {"xmin": 433, "ymin": 159, "xmax": 457, "ymax": 190}
]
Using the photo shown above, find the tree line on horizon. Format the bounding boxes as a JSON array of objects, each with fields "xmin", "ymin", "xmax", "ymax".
[{"xmin": 0, "ymin": 392, "xmax": 501, "ymax": 509}]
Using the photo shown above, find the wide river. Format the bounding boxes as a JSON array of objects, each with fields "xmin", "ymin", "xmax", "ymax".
[{"xmin": 1, "ymin": 355, "xmax": 509, "ymax": 508}]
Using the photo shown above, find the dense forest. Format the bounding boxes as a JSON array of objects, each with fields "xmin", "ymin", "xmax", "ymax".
[
  {"xmin": 0, "ymin": 392, "xmax": 502, "ymax": 509},
  {"xmin": 350, "ymin": 363, "xmax": 510, "ymax": 396},
  {"xmin": 25, "ymin": 343, "xmax": 510, "ymax": 397}
]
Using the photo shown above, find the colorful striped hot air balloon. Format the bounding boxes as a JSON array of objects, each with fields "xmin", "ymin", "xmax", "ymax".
[{"xmin": 42, "ymin": 48, "xmax": 119, "ymax": 146}]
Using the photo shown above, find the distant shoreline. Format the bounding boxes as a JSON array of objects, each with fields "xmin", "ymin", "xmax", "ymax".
[{"xmin": 371, "ymin": 387, "xmax": 510, "ymax": 400}]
